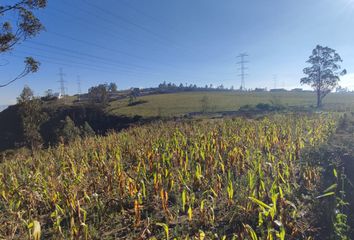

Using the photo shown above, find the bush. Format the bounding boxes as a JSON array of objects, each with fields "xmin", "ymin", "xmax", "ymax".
[
  {"xmin": 81, "ymin": 122, "xmax": 95, "ymax": 137},
  {"xmin": 56, "ymin": 116, "xmax": 81, "ymax": 143}
]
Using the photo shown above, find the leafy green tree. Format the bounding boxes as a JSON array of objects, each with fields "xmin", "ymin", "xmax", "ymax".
[
  {"xmin": 0, "ymin": 1, "xmax": 47, "ymax": 87},
  {"xmin": 17, "ymin": 85, "xmax": 34, "ymax": 103},
  {"xmin": 132, "ymin": 88, "xmax": 140, "ymax": 96},
  {"xmin": 301, "ymin": 45, "xmax": 347, "ymax": 108},
  {"xmin": 81, "ymin": 121, "xmax": 95, "ymax": 137},
  {"xmin": 17, "ymin": 86, "xmax": 47, "ymax": 149},
  {"xmin": 108, "ymin": 82, "xmax": 117, "ymax": 93},
  {"xmin": 88, "ymin": 84, "xmax": 109, "ymax": 104},
  {"xmin": 158, "ymin": 81, "xmax": 167, "ymax": 89},
  {"xmin": 217, "ymin": 84, "xmax": 224, "ymax": 90},
  {"xmin": 128, "ymin": 88, "xmax": 140, "ymax": 105},
  {"xmin": 56, "ymin": 116, "xmax": 81, "ymax": 143}
]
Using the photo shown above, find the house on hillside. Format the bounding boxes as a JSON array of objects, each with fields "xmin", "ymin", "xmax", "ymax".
[
  {"xmin": 290, "ymin": 88, "xmax": 303, "ymax": 92},
  {"xmin": 254, "ymin": 88, "xmax": 267, "ymax": 92},
  {"xmin": 270, "ymin": 88, "xmax": 287, "ymax": 92}
]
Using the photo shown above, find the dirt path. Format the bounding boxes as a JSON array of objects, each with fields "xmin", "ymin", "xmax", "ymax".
[
  {"xmin": 324, "ymin": 114, "xmax": 354, "ymax": 238},
  {"xmin": 343, "ymin": 155, "xmax": 354, "ymax": 234}
]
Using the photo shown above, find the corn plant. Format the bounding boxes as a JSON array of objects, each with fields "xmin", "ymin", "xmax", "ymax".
[{"xmin": 0, "ymin": 113, "xmax": 338, "ymax": 239}]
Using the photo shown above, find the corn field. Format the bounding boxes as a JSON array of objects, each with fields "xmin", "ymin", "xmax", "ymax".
[{"xmin": 0, "ymin": 114, "xmax": 337, "ymax": 239}]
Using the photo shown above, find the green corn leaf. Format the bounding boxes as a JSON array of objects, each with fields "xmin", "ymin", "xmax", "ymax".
[
  {"xmin": 316, "ymin": 191, "xmax": 335, "ymax": 199},
  {"xmin": 323, "ymin": 184, "xmax": 337, "ymax": 193},
  {"xmin": 244, "ymin": 224, "xmax": 258, "ymax": 240},
  {"xmin": 249, "ymin": 197, "xmax": 272, "ymax": 209},
  {"xmin": 156, "ymin": 223, "xmax": 169, "ymax": 240}
]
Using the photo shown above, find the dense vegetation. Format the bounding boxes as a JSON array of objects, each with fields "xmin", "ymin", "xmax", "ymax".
[
  {"xmin": 0, "ymin": 114, "xmax": 338, "ymax": 239},
  {"xmin": 0, "ymin": 103, "xmax": 150, "ymax": 152}
]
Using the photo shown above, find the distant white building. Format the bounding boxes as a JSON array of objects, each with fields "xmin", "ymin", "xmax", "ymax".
[
  {"xmin": 336, "ymin": 86, "xmax": 349, "ymax": 93},
  {"xmin": 53, "ymin": 93, "xmax": 63, "ymax": 99}
]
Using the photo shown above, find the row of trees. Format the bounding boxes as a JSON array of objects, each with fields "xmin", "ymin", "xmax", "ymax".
[
  {"xmin": 88, "ymin": 82, "xmax": 118, "ymax": 104},
  {"xmin": 87, "ymin": 83, "xmax": 143, "ymax": 106},
  {"xmin": 158, "ymin": 81, "xmax": 233, "ymax": 91}
]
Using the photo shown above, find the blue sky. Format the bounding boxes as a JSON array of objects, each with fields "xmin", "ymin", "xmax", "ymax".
[{"xmin": 1, "ymin": 0, "xmax": 354, "ymax": 104}]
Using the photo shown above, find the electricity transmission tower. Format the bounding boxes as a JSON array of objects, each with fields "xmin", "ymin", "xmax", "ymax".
[
  {"xmin": 77, "ymin": 75, "xmax": 82, "ymax": 102},
  {"xmin": 58, "ymin": 68, "xmax": 67, "ymax": 103},
  {"xmin": 273, "ymin": 75, "xmax": 278, "ymax": 89},
  {"xmin": 237, "ymin": 53, "xmax": 249, "ymax": 91}
]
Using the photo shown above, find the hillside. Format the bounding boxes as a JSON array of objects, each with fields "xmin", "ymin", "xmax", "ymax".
[
  {"xmin": 0, "ymin": 105, "xmax": 8, "ymax": 112},
  {"xmin": 107, "ymin": 91, "xmax": 354, "ymax": 117},
  {"xmin": 1, "ymin": 91, "xmax": 354, "ymax": 152}
]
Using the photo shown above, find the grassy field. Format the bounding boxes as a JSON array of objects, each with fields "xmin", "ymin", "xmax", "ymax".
[
  {"xmin": 0, "ymin": 114, "xmax": 338, "ymax": 239},
  {"xmin": 106, "ymin": 91, "xmax": 354, "ymax": 117}
]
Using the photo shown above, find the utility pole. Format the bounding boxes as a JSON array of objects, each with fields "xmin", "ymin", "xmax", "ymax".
[
  {"xmin": 237, "ymin": 53, "xmax": 248, "ymax": 91},
  {"xmin": 77, "ymin": 75, "xmax": 82, "ymax": 102}
]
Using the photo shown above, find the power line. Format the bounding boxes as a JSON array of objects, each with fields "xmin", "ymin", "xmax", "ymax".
[
  {"xmin": 11, "ymin": 50, "xmax": 228, "ymax": 82},
  {"xmin": 120, "ymin": 0, "xmax": 182, "ymax": 36},
  {"xmin": 18, "ymin": 41, "xmax": 233, "ymax": 79},
  {"xmin": 11, "ymin": 53, "xmax": 172, "ymax": 83},
  {"xmin": 8, "ymin": 51, "xmax": 244, "ymax": 87},
  {"xmin": 46, "ymin": 31, "xmax": 143, "ymax": 60},
  {"xmin": 44, "ymin": 31, "xmax": 177, "ymax": 69},
  {"xmin": 79, "ymin": 0, "xmax": 179, "ymax": 47},
  {"xmin": 41, "ymin": 4, "xmax": 201, "ymax": 69},
  {"xmin": 45, "ymin": 7, "xmax": 148, "ymax": 48},
  {"xmin": 237, "ymin": 53, "xmax": 249, "ymax": 91},
  {"xmin": 61, "ymin": 0, "xmax": 192, "ymax": 54},
  {"xmin": 14, "ymin": 50, "xmax": 138, "ymax": 74},
  {"xmin": 25, "ymin": 41, "xmax": 146, "ymax": 70}
]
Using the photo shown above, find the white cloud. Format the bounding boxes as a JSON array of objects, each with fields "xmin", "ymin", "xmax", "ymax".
[{"xmin": 340, "ymin": 73, "xmax": 354, "ymax": 90}]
